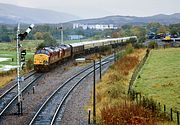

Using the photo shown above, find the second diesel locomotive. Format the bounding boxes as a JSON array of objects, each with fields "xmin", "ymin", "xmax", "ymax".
[{"xmin": 34, "ymin": 36, "xmax": 137, "ymax": 72}]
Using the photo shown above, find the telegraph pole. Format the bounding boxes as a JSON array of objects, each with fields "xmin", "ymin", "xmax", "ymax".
[
  {"xmin": 93, "ymin": 60, "xmax": 96, "ymax": 124},
  {"xmin": 57, "ymin": 25, "xmax": 63, "ymax": 44},
  {"xmin": 60, "ymin": 25, "xmax": 63, "ymax": 44}
]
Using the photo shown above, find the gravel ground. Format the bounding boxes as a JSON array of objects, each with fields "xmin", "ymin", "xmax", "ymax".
[
  {"xmin": 0, "ymin": 61, "xmax": 88, "ymax": 125},
  {"xmin": 60, "ymin": 61, "xmax": 113, "ymax": 125},
  {"xmin": 0, "ymin": 71, "xmax": 34, "ymax": 95}
]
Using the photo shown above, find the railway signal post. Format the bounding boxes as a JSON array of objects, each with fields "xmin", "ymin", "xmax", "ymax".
[
  {"xmin": 16, "ymin": 23, "xmax": 22, "ymax": 115},
  {"xmin": 16, "ymin": 23, "xmax": 34, "ymax": 115}
]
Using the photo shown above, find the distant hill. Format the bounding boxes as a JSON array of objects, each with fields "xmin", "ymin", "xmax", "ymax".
[
  {"xmin": 70, "ymin": 13, "xmax": 180, "ymax": 26},
  {"xmin": 0, "ymin": 3, "xmax": 80, "ymax": 24},
  {"xmin": 1, "ymin": 3, "xmax": 180, "ymax": 26}
]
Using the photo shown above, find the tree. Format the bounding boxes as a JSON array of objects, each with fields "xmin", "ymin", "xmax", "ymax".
[
  {"xmin": 0, "ymin": 35, "xmax": 11, "ymax": 42},
  {"xmin": 34, "ymin": 32, "xmax": 44, "ymax": 40},
  {"xmin": 146, "ymin": 22, "xmax": 161, "ymax": 33},
  {"xmin": 169, "ymin": 24, "xmax": 180, "ymax": 36},
  {"xmin": 36, "ymin": 42, "xmax": 45, "ymax": 50},
  {"xmin": 157, "ymin": 25, "xmax": 170, "ymax": 34},
  {"xmin": 112, "ymin": 32, "xmax": 120, "ymax": 38},
  {"xmin": 43, "ymin": 32, "xmax": 57, "ymax": 46},
  {"xmin": 121, "ymin": 25, "xmax": 132, "ymax": 30},
  {"xmin": 130, "ymin": 26, "xmax": 146, "ymax": 42}
]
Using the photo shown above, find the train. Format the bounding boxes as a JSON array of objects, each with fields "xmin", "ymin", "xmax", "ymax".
[{"xmin": 33, "ymin": 36, "xmax": 137, "ymax": 72}]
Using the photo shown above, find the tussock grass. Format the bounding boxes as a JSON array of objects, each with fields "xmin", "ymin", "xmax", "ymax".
[
  {"xmin": 0, "ymin": 71, "xmax": 16, "ymax": 88},
  {"xmin": 89, "ymin": 48, "xmax": 174, "ymax": 124},
  {"xmin": 0, "ymin": 68, "xmax": 32, "ymax": 88},
  {"xmin": 94, "ymin": 49, "xmax": 148, "ymax": 122},
  {"xmin": 101, "ymin": 102, "xmax": 158, "ymax": 125}
]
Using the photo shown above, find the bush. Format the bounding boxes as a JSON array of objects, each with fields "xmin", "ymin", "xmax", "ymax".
[
  {"xmin": 148, "ymin": 41, "xmax": 158, "ymax": 49},
  {"xmin": 36, "ymin": 42, "xmax": 45, "ymax": 50},
  {"xmin": 133, "ymin": 43, "xmax": 145, "ymax": 49},
  {"xmin": 116, "ymin": 51, "xmax": 126, "ymax": 60},
  {"xmin": 125, "ymin": 44, "xmax": 134, "ymax": 54},
  {"xmin": 26, "ymin": 58, "xmax": 34, "ymax": 70},
  {"xmin": 101, "ymin": 103, "xmax": 157, "ymax": 125}
]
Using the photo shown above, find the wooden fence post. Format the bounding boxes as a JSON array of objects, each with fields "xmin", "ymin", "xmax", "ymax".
[
  {"xmin": 177, "ymin": 111, "xmax": 179, "ymax": 125},
  {"xmin": 170, "ymin": 108, "xmax": 173, "ymax": 121},
  {"xmin": 157, "ymin": 102, "xmax": 161, "ymax": 115},
  {"xmin": 164, "ymin": 105, "xmax": 166, "ymax": 113}
]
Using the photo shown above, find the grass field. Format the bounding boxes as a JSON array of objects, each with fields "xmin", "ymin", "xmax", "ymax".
[
  {"xmin": 134, "ymin": 48, "xmax": 180, "ymax": 112},
  {"xmin": 0, "ymin": 40, "xmax": 42, "ymax": 68},
  {"xmin": 0, "ymin": 40, "xmax": 43, "ymax": 51}
]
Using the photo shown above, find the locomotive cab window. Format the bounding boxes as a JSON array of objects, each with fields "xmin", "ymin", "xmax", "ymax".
[{"xmin": 35, "ymin": 50, "xmax": 49, "ymax": 55}]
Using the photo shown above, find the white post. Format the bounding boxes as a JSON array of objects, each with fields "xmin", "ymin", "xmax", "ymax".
[{"xmin": 16, "ymin": 23, "xmax": 21, "ymax": 115}]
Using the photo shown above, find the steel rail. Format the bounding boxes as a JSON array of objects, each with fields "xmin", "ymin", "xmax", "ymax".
[
  {"xmin": 0, "ymin": 70, "xmax": 36, "ymax": 99},
  {"xmin": 0, "ymin": 73, "xmax": 43, "ymax": 117},
  {"xmin": 29, "ymin": 56, "xmax": 113, "ymax": 125},
  {"xmin": 50, "ymin": 60, "xmax": 112, "ymax": 125}
]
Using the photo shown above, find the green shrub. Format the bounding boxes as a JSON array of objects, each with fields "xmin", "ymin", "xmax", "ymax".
[
  {"xmin": 36, "ymin": 42, "xmax": 45, "ymax": 50},
  {"xmin": 133, "ymin": 43, "xmax": 145, "ymax": 49},
  {"xmin": 125, "ymin": 43, "xmax": 134, "ymax": 54},
  {"xmin": 116, "ymin": 51, "xmax": 126, "ymax": 60},
  {"xmin": 148, "ymin": 41, "xmax": 158, "ymax": 49},
  {"xmin": 26, "ymin": 58, "xmax": 34, "ymax": 70}
]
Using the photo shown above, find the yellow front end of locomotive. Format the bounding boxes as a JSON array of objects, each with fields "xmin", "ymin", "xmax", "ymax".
[{"xmin": 34, "ymin": 54, "xmax": 49, "ymax": 65}]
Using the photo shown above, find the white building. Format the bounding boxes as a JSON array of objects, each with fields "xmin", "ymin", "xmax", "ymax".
[{"xmin": 73, "ymin": 23, "xmax": 118, "ymax": 30}]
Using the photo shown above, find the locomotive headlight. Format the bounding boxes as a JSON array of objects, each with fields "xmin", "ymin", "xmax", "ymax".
[{"xmin": 43, "ymin": 60, "xmax": 48, "ymax": 65}]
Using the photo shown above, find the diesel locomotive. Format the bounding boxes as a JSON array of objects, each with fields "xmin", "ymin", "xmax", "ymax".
[{"xmin": 34, "ymin": 36, "xmax": 137, "ymax": 72}]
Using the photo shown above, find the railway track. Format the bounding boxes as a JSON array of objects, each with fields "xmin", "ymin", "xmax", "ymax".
[
  {"xmin": 29, "ymin": 56, "xmax": 114, "ymax": 125},
  {"xmin": 0, "ymin": 71, "xmax": 43, "ymax": 117}
]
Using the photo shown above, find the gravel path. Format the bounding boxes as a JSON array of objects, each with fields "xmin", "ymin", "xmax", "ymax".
[
  {"xmin": 60, "ymin": 61, "xmax": 113, "ymax": 125},
  {"xmin": 0, "ymin": 61, "xmax": 88, "ymax": 125}
]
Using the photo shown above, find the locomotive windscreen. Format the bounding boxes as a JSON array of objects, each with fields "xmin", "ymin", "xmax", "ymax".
[{"xmin": 35, "ymin": 50, "xmax": 49, "ymax": 55}]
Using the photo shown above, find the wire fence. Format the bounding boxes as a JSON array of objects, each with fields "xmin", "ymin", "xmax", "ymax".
[
  {"xmin": 129, "ymin": 90, "xmax": 179, "ymax": 125},
  {"xmin": 128, "ymin": 49, "xmax": 150, "ymax": 94},
  {"xmin": 128, "ymin": 49, "xmax": 180, "ymax": 125}
]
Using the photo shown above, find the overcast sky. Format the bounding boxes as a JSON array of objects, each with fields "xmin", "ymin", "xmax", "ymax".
[{"xmin": 0, "ymin": 0, "xmax": 180, "ymax": 19}]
